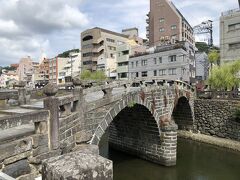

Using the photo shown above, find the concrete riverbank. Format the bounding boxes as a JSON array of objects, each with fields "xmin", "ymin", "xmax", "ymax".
[{"xmin": 178, "ymin": 130, "xmax": 240, "ymax": 152}]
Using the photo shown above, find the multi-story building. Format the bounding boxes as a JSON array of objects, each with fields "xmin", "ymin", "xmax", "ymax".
[
  {"xmin": 220, "ymin": 8, "xmax": 240, "ymax": 63},
  {"xmin": 129, "ymin": 42, "xmax": 195, "ymax": 84},
  {"xmin": 58, "ymin": 52, "xmax": 82, "ymax": 84},
  {"xmin": 0, "ymin": 69, "xmax": 18, "ymax": 88},
  {"xmin": 17, "ymin": 56, "xmax": 37, "ymax": 86},
  {"xmin": 146, "ymin": 0, "xmax": 194, "ymax": 47},
  {"xmin": 48, "ymin": 57, "xmax": 68, "ymax": 84},
  {"xmin": 195, "ymin": 52, "xmax": 209, "ymax": 81},
  {"xmin": 33, "ymin": 58, "xmax": 49, "ymax": 86},
  {"xmin": 116, "ymin": 40, "xmax": 146, "ymax": 80},
  {"xmin": 81, "ymin": 27, "xmax": 129, "ymax": 78}
]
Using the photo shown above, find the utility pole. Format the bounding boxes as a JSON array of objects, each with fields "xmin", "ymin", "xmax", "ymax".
[{"xmin": 193, "ymin": 20, "xmax": 213, "ymax": 47}]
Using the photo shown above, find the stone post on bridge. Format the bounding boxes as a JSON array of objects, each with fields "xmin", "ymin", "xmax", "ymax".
[
  {"xmin": 73, "ymin": 77, "xmax": 84, "ymax": 111},
  {"xmin": 17, "ymin": 81, "xmax": 27, "ymax": 105},
  {"xmin": 43, "ymin": 83, "xmax": 59, "ymax": 150},
  {"xmin": 102, "ymin": 86, "xmax": 113, "ymax": 99}
]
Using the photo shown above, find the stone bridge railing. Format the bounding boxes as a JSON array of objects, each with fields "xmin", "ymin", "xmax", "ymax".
[{"xmin": 0, "ymin": 78, "xmax": 195, "ymax": 179}]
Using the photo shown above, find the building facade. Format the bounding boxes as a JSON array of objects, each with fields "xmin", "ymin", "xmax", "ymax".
[
  {"xmin": 81, "ymin": 27, "xmax": 129, "ymax": 78},
  {"xmin": 129, "ymin": 42, "xmax": 195, "ymax": 84},
  {"xmin": 116, "ymin": 40, "xmax": 146, "ymax": 80},
  {"xmin": 195, "ymin": 52, "xmax": 208, "ymax": 81},
  {"xmin": 220, "ymin": 8, "xmax": 240, "ymax": 63},
  {"xmin": 58, "ymin": 52, "xmax": 82, "ymax": 84},
  {"xmin": 147, "ymin": 0, "xmax": 194, "ymax": 47},
  {"xmin": 48, "ymin": 57, "xmax": 68, "ymax": 85}
]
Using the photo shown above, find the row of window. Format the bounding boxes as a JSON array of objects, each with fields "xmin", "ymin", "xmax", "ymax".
[
  {"xmin": 133, "ymin": 68, "xmax": 177, "ymax": 77},
  {"xmin": 130, "ymin": 55, "xmax": 176, "ymax": 68},
  {"xmin": 159, "ymin": 25, "xmax": 177, "ymax": 32}
]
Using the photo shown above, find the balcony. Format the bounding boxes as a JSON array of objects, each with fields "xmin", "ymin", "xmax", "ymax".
[
  {"xmin": 117, "ymin": 54, "xmax": 129, "ymax": 63},
  {"xmin": 93, "ymin": 37, "xmax": 104, "ymax": 44},
  {"xmin": 92, "ymin": 45, "xmax": 104, "ymax": 53},
  {"xmin": 117, "ymin": 66, "xmax": 128, "ymax": 73}
]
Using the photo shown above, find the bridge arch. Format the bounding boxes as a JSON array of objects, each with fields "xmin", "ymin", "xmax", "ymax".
[
  {"xmin": 90, "ymin": 92, "xmax": 178, "ymax": 166},
  {"xmin": 172, "ymin": 96, "xmax": 194, "ymax": 130},
  {"xmin": 90, "ymin": 92, "xmax": 161, "ymax": 145}
]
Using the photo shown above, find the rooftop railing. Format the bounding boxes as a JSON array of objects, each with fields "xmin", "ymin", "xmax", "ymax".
[{"xmin": 221, "ymin": 8, "xmax": 240, "ymax": 16}]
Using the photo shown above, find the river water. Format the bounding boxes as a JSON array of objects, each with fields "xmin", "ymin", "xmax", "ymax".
[{"xmin": 104, "ymin": 138, "xmax": 240, "ymax": 180}]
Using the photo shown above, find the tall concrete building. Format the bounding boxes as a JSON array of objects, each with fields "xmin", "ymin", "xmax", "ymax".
[
  {"xmin": 220, "ymin": 8, "xmax": 240, "ymax": 63},
  {"xmin": 81, "ymin": 27, "xmax": 129, "ymax": 78},
  {"xmin": 147, "ymin": 0, "xmax": 194, "ymax": 47}
]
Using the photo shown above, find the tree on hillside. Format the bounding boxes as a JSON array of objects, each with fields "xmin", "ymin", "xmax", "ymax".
[{"xmin": 58, "ymin": 49, "xmax": 80, "ymax": 58}]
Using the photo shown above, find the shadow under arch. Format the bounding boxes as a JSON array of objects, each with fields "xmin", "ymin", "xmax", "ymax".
[
  {"xmin": 98, "ymin": 103, "xmax": 162, "ymax": 164},
  {"xmin": 172, "ymin": 96, "xmax": 194, "ymax": 130}
]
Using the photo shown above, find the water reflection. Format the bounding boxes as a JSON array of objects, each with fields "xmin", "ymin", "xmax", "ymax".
[{"xmin": 105, "ymin": 139, "xmax": 240, "ymax": 180}]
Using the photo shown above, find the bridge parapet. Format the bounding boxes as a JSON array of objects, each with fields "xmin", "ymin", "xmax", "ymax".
[{"xmin": 0, "ymin": 109, "xmax": 52, "ymax": 179}]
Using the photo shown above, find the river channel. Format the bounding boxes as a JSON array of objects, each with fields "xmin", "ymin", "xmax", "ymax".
[{"xmin": 101, "ymin": 138, "xmax": 240, "ymax": 180}]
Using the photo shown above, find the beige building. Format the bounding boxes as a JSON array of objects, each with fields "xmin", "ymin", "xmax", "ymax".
[
  {"xmin": 81, "ymin": 27, "xmax": 130, "ymax": 78},
  {"xmin": 147, "ymin": 0, "xmax": 194, "ymax": 47},
  {"xmin": 48, "ymin": 57, "xmax": 68, "ymax": 85},
  {"xmin": 17, "ymin": 56, "xmax": 40, "ymax": 86},
  {"xmin": 220, "ymin": 8, "xmax": 240, "ymax": 63},
  {"xmin": 58, "ymin": 52, "xmax": 82, "ymax": 84}
]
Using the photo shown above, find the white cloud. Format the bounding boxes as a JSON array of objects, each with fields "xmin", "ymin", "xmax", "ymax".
[{"xmin": 0, "ymin": 0, "xmax": 89, "ymax": 66}]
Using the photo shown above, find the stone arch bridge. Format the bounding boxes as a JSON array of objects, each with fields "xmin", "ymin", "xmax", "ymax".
[{"xmin": 0, "ymin": 78, "xmax": 195, "ymax": 179}]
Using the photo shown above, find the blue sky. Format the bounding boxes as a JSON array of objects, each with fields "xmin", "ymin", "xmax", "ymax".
[{"xmin": 0, "ymin": 0, "xmax": 238, "ymax": 66}]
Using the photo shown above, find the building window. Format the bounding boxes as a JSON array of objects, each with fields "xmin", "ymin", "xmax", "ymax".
[
  {"xmin": 136, "ymin": 72, "xmax": 139, "ymax": 77},
  {"xmin": 83, "ymin": 52, "xmax": 92, "ymax": 57},
  {"xmin": 106, "ymin": 38, "xmax": 115, "ymax": 43},
  {"xmin": 229, "ymin": 42, "xmax": 240, "ymax": 50},
  {"xmin": 159, "ymin": 69, "xmax": 166, "ymax": 76},
  {"xmin": 159, "ymin": 57, "xmax": 162, "ymax": 63},
  {"xmin": 154, "ymin": 70, "xmax": 157, "ymax": 76},
  {"xmin": 131, "ymin": 62, "xmax": 134, "ymax": 68},
  {"xmin": 142, "ymin": 71, "xmax": 148, "ymax": 77},
  {"xmin": 154, "ymin": 58, "xmax": 157, "ymax": 64},
  {"xmin": 168, "ymin": 68, "xmax": 177, "ymax": 75},
  {"xmin": 169, "ymin": 55, "xmax": 176, "ymax": 62},
  {"xmin": 159, "ymin": 28, "xmax": 165, "ymax": 32},
  {"xmin": 136, "ymin": 61, "xmax": 139, "ymax": 67},
  {"xmin": 141, "ymin": 60, "xmax": 147, "ymax": 66},
  {"xmin": 159, "ymin": 18, "xmax": 165, "ymax": 23},
  {"xmin": 229, "ymin": 23, "xmax": 240, "ymax": 31},
  {"xmin": 171, "ymin": 25, "xmax": 177, "ymax": 30}
]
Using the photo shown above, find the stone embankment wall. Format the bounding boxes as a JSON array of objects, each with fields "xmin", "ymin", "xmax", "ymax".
[{"xmin": 194, "ymin": 99, "xmax": 240, "ymax": 141}]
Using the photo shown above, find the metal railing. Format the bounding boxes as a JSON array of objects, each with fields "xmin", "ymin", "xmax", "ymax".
[{"xmin": 197, "ymin": 90, "xmax": 240, "ymax": 100}]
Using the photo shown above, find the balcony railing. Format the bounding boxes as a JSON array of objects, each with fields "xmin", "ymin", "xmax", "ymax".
[{"xmin": 221, "ymin": 8, "xmax": 240, "ymax": 16}]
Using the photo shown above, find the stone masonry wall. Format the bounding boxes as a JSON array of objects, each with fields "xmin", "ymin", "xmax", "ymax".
[{"xmin": 194, "ymin": 99, "xmax": 240, "ymax": 141}]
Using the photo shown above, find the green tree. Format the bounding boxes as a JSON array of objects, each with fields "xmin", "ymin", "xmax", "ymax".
[
  {"xmin": 80, "ymin": 70, "xmax": 106, "ymax": 81},
  {"xmin": 80, "ymin": 70, "xmax": 92, "ymax": 80},
  {"xmin": 208, "ymin": 50, "xmax": 220, "ymax": 74},
  {"xmin": 208, "ymin": 60, "xmax": 240, "ymax": 90}
]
